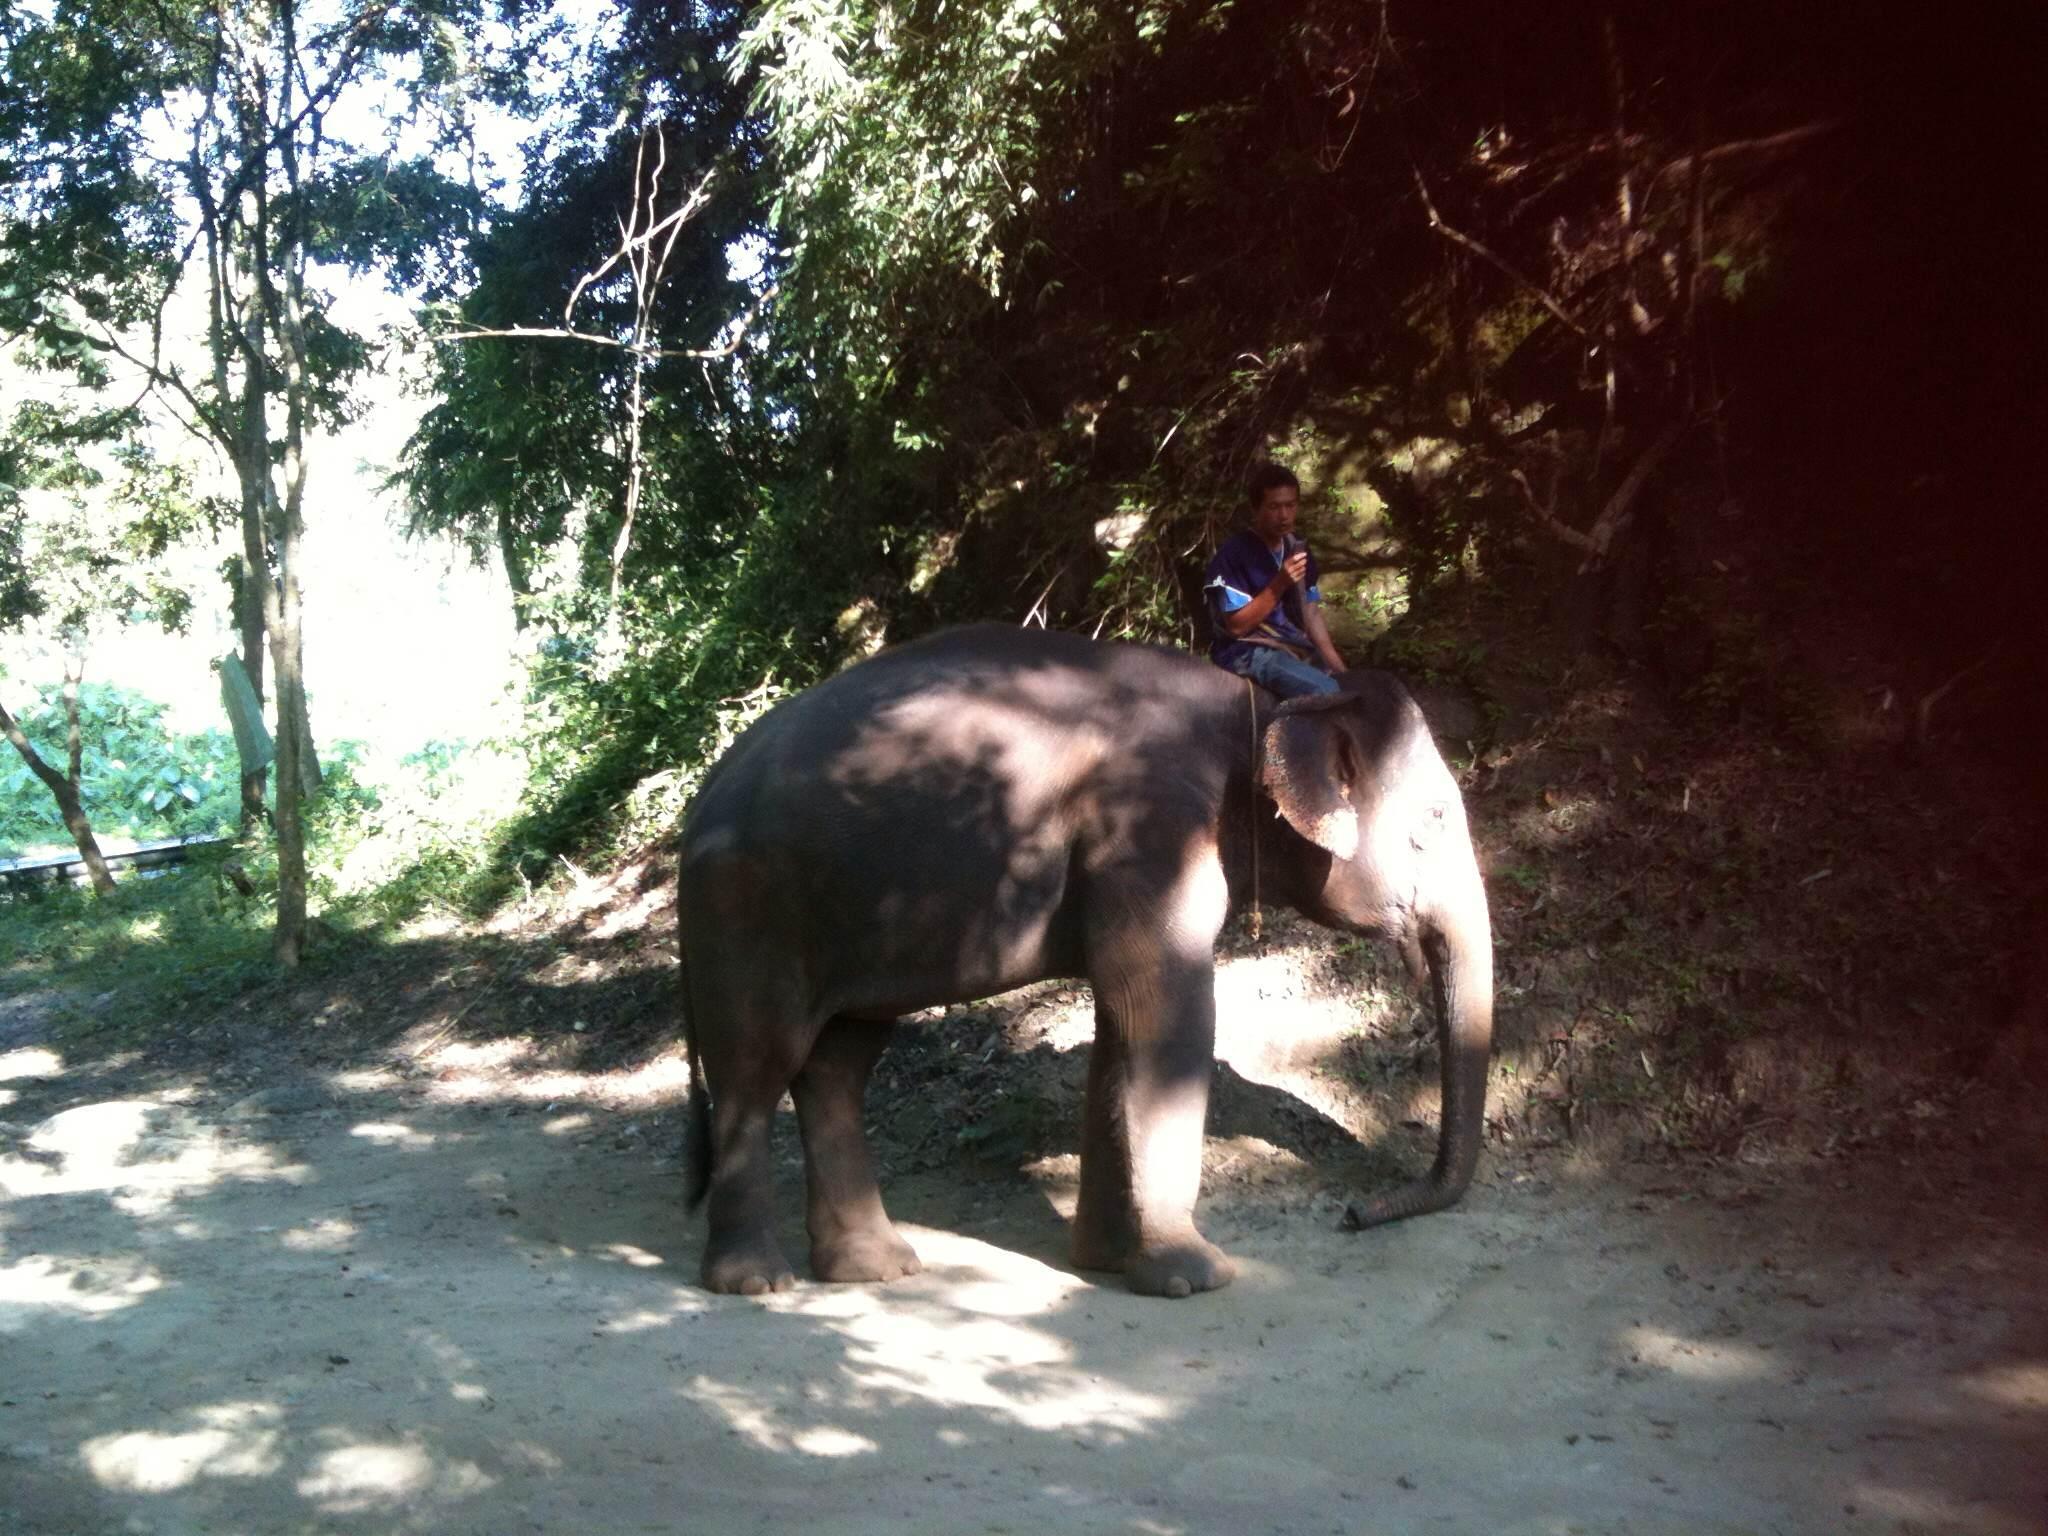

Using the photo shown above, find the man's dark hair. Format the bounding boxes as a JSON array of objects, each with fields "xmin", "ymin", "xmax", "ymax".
[{"xmin": 1245, "ymin": 461, "xmax": 1300, "ymax": 508}]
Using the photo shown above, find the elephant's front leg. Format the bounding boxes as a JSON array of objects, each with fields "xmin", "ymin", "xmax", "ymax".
[{"xmin": 1073, "ymin": 951, "xmax": 1236, "ymax": 1299}]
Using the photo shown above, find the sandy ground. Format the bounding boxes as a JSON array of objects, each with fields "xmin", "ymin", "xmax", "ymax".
[{"xmin": 3, "ymin": 978, "xmax": 2046, "ymax": 1536}]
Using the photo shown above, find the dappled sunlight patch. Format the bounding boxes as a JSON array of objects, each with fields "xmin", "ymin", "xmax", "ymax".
[
  {"xmin": 425, "ymin": 1038, "xmax": 539, "ymax": 1071},
  {"xmin": 0, "ymin": 1253, "xmax": 162, "ymax": 1331},
  {"xmin": 326, "ymin": 1066, "xmax": 405, "ymax": 1095},
  {"xmin": 349, "ymin": 1121, "xmax": 439, "ymax": 1149},
  {"xmin": 1202, "ymin": 1134, "xmax": 1316, "ymax": 1187},
  {"xmin": 894, "ymin": 1228, "xmax": 1093, "ymax": 1319},
  {"xmin": 0, "ymin": 1045, "xmax": 63, "ymax": 1081},
  {"xmin": 580, "ymin": 878, "xmax": 671, "ymax": 941},
  {"xmin": 1213, "ymin": 951, "xmax": 1385, "ymax": 1078},
  {"xmin": 1024, "ymin": 1152, "xmax": 1080, "ymax": 1216},
  {"xmin": 1618, "ymin": 1323, "xmax": 1774, "ymax": 1383},
  {"xmin": 598, "ymin": 1298, "xmax": 710, "ymax": 1335},
  {"xmin": 1962, "ymin": 1361, "xmax": 2048, "ymax": 1412},
  {"xmin": 278, "ymin": 1217, "xmax": 359, "ymax": 1252},
  {"xmin": 685, "ymin": 1376, "xmax": 880, "ymax": 1459},
  {"xmin": 295, "ymin": 1436, "xmax": 494, "ymax": 1512},
  {"xmin": 397, "ymin": 910, "xmax": 467, "ymax": 941},
  {"xmin": 790, "ymin": 1426, "xmax": 880, "ymax": 1457},
  {"xmin": 413, "ymin": 1333, "xmax": 492, "ymax": 1408},
  {"xmin": 1850, "ymin": 1482, "xmax": 2045, "ymax": 1536},
  {"xmin": 82, "ymin": 1401, "xmax": 282, "ymax": 1492},
  {"xmin": 1507, "ymin": 791, "xmax": 1615, "ymax": 848},
  {"xmin": 2, "ymin": 1100, "xmax": 305, "ymax": 1212},
  {"xmin": 715, "ymin": 1247, "xmax": 1178, "ymax": 1440},
  {"xmin": 599, "ymin": 1241, "xmax": 667, "ymax": 1269},
  {"xmin": 419, "ymin": 1049, "xmax": 691, "ymax": 1111},
  {"xmin": 505, "ymin": 1441, "xmax": 564, "ymax": 1473},
  {"xmin": 542, "ymin": 1111, "xmax": 596, "ymax": 1135}
]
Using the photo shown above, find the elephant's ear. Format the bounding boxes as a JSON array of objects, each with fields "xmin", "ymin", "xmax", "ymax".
[{"xmin": 1260, "ymin": 696, "xmax": 1360, "ymax": 860}]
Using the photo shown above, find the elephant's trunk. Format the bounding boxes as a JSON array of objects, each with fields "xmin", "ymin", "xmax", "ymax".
[{"xmin": 1344, "ymin": 873, "xmax": 1494, "ymax": 1229}]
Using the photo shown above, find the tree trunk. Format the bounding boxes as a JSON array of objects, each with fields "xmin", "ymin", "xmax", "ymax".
[
  {"xmin": 235, "ymin": 270, "xmax": 273, "ymax": 832},
  {"xmin": 267, "ymin": 615, "xmax": 308, "ymax": 967},
  {"xmin": 266, "ymin": 30, "xmax": 315, "ymax": 969},
  {"xmin": 0, "ymin": 696, "xmax": 117, "ymax": 895},
  {"xmin": 497, "ymin": 503, "xmax": 533, "ymax": 629}
]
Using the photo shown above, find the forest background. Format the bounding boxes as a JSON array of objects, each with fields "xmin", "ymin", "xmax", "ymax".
[{"xmin": 2, "ymin": 1, "xmax": 2042, "ymax": 1151}]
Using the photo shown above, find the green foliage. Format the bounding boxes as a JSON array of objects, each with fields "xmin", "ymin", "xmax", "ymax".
[
  {"xmin": 0, "ymin": 861, "xmax": 279, "ymax": 1033},
  {"xmin": 0, "ymin": 769, "xmax": 389, "ymax": 1026},
  {"xmin": 469, "ymin": 470, "xmax": 878, "ymax": 892},
  {"xmin": 299, "ymin": 153, "xmax": 485, "ymax": 297},
  {"xmin": 738, "ymin": 0, "xmax": 1111, "ymax": 379},
  {"xmin": 0, "ymin": 394, "xmax": 221, "ymax": 675},
  {"xmin": 0, "ymin": 682, "xmax": 241, "ymax": 856},
  {"xmin": 398, "ymin": 1, "xmax": 1944, "ymax": 933}
]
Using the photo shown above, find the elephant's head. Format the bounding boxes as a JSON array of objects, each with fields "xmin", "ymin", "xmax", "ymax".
[{"xmin": 1258, "ymin": 677, "xmax": 1495, "ymax": 1228}]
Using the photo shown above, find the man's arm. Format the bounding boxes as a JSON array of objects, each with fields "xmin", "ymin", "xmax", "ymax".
[
  {"xmin": 1302, "ymin": 596, "xmax": 1347, "ymax": 673},
  {"xmin": 1218, "ymin": 550, "xmax": 1311, "ymax": 639}
]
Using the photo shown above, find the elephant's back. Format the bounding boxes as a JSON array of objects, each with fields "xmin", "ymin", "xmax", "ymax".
[{"xmin": 680, "ymin": 624, "xmax": 1242, "ymax": 854}]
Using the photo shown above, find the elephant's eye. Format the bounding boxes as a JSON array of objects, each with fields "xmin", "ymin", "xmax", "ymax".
[{"xmin": 1411, "ymin": 803, "xmax": 1449, "ymax": 851}]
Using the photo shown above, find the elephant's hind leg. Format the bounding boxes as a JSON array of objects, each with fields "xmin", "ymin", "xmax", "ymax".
[
  {"xmin": 696, "ymin": 985, "xmax": 810, "ymax": 1296},
  {"xmin": 792, "ymin": 1017, "xmax": 922, "ymax": 1283}
]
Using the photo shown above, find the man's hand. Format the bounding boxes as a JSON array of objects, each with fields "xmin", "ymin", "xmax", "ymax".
[{"xmin": 1221, "ymin": 542, "xmax": 1312, "ymax": 641}]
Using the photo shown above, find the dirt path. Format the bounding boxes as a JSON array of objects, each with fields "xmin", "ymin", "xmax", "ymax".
[{"xmin": 4, "ymin": 991, "xmax": 2044, "ymax": 1536}]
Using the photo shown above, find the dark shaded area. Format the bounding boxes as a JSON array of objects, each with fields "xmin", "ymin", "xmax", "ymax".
[{"xmin": 403, "ymin": 6, "xmax": 2046, "ymax": 949}]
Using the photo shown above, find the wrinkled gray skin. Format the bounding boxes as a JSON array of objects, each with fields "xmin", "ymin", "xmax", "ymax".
[{"xmin": 677, "ymin": 624, "xmax": 1493, "ymax": 1298}]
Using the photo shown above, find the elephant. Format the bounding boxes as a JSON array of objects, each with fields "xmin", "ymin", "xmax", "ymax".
[{"xmin": 676, "ymin": 623, "xmax": 1493, "ymax": 1297}]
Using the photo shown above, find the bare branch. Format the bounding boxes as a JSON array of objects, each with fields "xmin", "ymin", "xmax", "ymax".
[
  {"xmin": 43, "ymin": 316, "xmax": 234, "ymax": 451},
  {"xmin": 1583, "ymin": 423, "xmax": 1682, "ymax": 562},
  {"xmin": 444, "ymin": 287, "xmax": 779, "ymax": 361},
  {"xmin": 564, "ymin": 164, "xmax": 721, "ymax": 326},
  {"xmin": 1916, "ymin": 644, "xmax": 2004, "ymax": 745},
  {"xmin": 1641, "ymin": 120, "xmax": 1840, "ymax": 219},
  {"xmin": 1412, "ymin": 166, "xmax": 1589, "ymax": 339},
  {"xmin": 1507, "ymin": 469, "xmax": 1600, "ymax": 554}
]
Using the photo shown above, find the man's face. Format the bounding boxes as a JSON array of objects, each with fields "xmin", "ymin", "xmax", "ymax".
[{"xmin": 1251, "ymin": 484, "xmax": 1299, "ymax": 547}]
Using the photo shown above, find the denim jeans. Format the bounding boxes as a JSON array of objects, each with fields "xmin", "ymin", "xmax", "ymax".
[{"xmin": 1224, "ymin": 644, "xmax": 1341, "ymax": 699}]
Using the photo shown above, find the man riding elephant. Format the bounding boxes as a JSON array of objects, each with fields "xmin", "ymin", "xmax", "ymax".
[{"xmin": 1204, "ymin": 462, "xmax": 1349, "ymax": 699}]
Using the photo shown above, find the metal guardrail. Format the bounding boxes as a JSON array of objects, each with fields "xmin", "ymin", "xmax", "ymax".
[{"xmin": 0, "ymin": 834, "xmax": 231, "ymax": 891}]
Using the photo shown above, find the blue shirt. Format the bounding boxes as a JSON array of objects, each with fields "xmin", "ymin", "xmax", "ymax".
[{"xmin": 1204, "ymin": 530, "xmax": 1323, "ymax": 668}]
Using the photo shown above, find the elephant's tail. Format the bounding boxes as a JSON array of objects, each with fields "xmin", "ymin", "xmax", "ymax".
[{"xmin": 679, "ymin": 938, "xmax": 713, "ymax": 1211}]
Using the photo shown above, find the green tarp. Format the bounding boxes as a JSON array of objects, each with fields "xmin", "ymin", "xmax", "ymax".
[{"xmin": 217, "ymin": 654, "xmax": 275, "ymax": 775}]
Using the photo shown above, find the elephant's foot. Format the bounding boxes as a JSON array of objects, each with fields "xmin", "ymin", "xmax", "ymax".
[
  {"xmin": 702, "ymin": 1229, "xmax": 798, "ymax": 1296},
  {"xmin": 1069, "ymin": 1222, "xmax": 1133, "ymax": 1275},
  {"xmin": 1124, "ymin": 1230, "xmax": 1236, "ymax": 1299},
  {"xmin": 1069, "ymin": 1202, "xmax": 1137, "ymax": 1275},
  {"xmin": 811, "ymin": 1224, "xmax": 923, "ymax": 1284}
]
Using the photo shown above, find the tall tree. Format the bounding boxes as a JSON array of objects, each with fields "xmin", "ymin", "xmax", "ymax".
[
  {"xmin": 1, "ymin": 0, "xmax": 485, "ymax": 961},
  {"xmin": 401, "ymin": 0, "xmax": 767, "ymax": 635}
]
